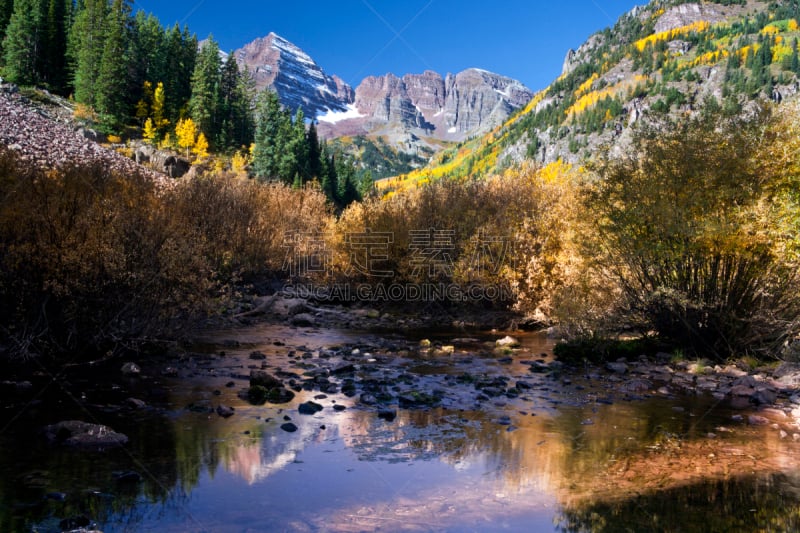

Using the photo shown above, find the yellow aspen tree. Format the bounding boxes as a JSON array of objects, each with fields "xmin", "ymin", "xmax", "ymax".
[
  {"xmin": 143, "ymin": 118, "xmax": 157, "ymax": 144},
  {"xmin": 136, "ymin": 81, "xmax": 152, "ymax": 123},
  {"xmin": 194, "ymin": 132, "xmax": 209, "ymax": 159},
  {"xmin": 152, "ymin": 82, "xmax": 168, "ymax": 132},
  {"xmin": 159, "ymin": 132, "xmax": 173, "ymax": 150},
  {"xmin": 231, "ymin": 150, "xmax": 249, "ymax": 177},
  {"xmin": 175, "ymin": 118, "xmax": 197, "ymax": 157}
]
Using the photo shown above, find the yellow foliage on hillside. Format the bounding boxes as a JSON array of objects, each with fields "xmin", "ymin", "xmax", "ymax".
[
  {"xmin": 539, "ymin": 159, "xmax": 573, "ymax": 183},
  {"xmin": 576, "ymin": 73, "xmax": 600, "ymax": 97},
  {"xmin": 737, "ymin": 43, "xmax": 760, "ymax": 61},
  {"xmin": 633, "ymin": 21, "xmax": 710, "ymax": 52},
  {"xmin": 773, "ymin": 43, "xmax": 795, "ymax": 63},
  {"xmin": 692, "ymin": 49, "xmax": 729, "ymax": 67},
  {"xmin": 565, "ymin": 75, "xmax": 649, "ymax": 118},
  {"xmin": 517, "ymin": 88, "xmax": 550, "ymax": 118}
]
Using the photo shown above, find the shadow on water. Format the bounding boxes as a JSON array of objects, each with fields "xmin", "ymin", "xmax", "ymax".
[{"xmin": 0, "ymin": 326, "xmax": 799, "ymax": 531}]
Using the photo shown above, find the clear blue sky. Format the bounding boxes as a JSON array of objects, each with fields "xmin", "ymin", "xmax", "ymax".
[{"xmin": 133, "ymin": 1, "xmax": 642, "ymax": 91}]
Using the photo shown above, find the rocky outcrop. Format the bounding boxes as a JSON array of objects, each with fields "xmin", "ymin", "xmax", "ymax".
[
  {"xmin": 354, "ymin": 73, "xmax": 433, "ymax": 131},
  {"xmin": 562, "ymin": 34, "xmax": 607, "ymax": 76},
  {"xmin": 133, "ymin": 143, "xmax": 191, "ymax": 178},
  {"xmin": 235, "ymin": 33, "xmax": 354, "ymax": 118},
  {"xmin": 320, "ymin": 68, "xmax": 533, "ymax": 143},
  {"xmin": 442, "ymin": 69, "xmax": 532, "ymax": 136},
  {"xmin": 654, "ymin": 3, "xmax": 726, "ymax": 34}
]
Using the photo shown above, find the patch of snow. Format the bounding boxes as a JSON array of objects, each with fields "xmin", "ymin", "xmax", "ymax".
[
  {"xmin": 447, "ymin": 126, "xmax": 457, "ymax": 134},
  {"xmin": 317, "ymin": 83, "xmax": 333, "ymax": 95},
  {"xmin": 317, "ymin": 104, "xmax": 365, "ymax": 124},
  {"xmin": 270, "ymin": 34, "xmax": 316, "ymax": 67},
  {"xmin": 433, "ymin": 108, "xmax": 444, "ymax": 117}
]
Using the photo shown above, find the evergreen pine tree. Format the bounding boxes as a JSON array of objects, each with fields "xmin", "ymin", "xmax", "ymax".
[
  {"xmin": 0, "ymin": 0, "xmax": 16, "ymax": 69},
  {"xmin": 162, "ymin": 24, "xmax": 196, "ymax": 122},
  {"xmin": 306, "ymin": 121, "xmax": 321, "ymax": 180},
  {"xmin": 291, "ymin": 108, "xmax": 309, "ymax": 182},
  {"xmin": 358, "ymin": 169, "xmax": 374, "ymax": 198},
  {"xmin": 234, "ymin": 65, "xmax": 255, "ymax": 148},
  {"xmin": 0, "ymin": 0, "xmax": 13, "ymax": 54},
  {"xmin": 96, "ymin": 0, "xmax": 132, "ymax": 129},
  {"xmin": 130, "ymin": 12, "xmax": 166, "ymax": 116},
  {"xmin": 2, "ymin": 0, "xmax": 45, "ymax": 85},
  {"xmin": 216, "ymin": 53, "xmax": 253, "ymax": 150},
  {"xmin": 335, "ymin": 154, "xmax": 355, "ymax": 205},
  {"xmin": 70, "ymin": 0, "xmax": 107, "ymax": 107},
  {"xmin": 253, "ymin": 90, "xmax": 285, "ymax": 180},
  {"xmin": 273, "ymin": 105, "xmax": 297, "ymax": 183},
  {"xmin": 42, "ymin": 0, "xmax": 71, "ymax": 92},
  {"xmin": 189, "ymin": 35, "xmax": 221, "ymax": 144},
  {"xmin": 319, "ymin": 142, "xmax": 338, "ymax": 201}
]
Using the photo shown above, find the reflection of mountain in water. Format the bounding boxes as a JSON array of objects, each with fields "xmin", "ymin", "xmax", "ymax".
[
  {"xmin": 222, "ymin": 422, "xmax": 320, "ymax": 485},
  {"xmin": 215, "ymin": 392, "xmax": 800, "ymax": 532}
]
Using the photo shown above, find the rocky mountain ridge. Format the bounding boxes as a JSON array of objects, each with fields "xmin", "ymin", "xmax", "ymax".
[
  {"xmin": 316, "ymin": 68, "xmax": 533, "ymax": 144},
  {"xmin": 231, "ymin": 33, "xmax": 533, "ymax": 149}
]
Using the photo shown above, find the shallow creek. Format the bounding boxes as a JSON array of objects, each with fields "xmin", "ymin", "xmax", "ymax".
[{"xmin": 2, "ymin": 323, "xmax": 800, "ymax": 532}]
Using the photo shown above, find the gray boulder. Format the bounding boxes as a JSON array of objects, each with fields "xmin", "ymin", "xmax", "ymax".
[
  {"xmin": 164, "ymin": 155, "xmax": 191, "ymax": 178},
  {"xmin": 134, "ymin": 143, "xmax": 155, "ymax": 165}
]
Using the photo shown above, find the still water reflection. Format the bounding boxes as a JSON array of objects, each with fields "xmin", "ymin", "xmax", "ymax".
[{"xmin": 2, "ymin": 326, "xmax": 800, "ymax": 532}]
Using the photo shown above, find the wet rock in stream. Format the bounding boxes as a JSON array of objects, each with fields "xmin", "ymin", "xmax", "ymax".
[
  {"xmin": 280, "ymin": 422, "xmax": 298, "ymax": 433},
  {"xmin": 377, "ymin": 409, "xmax": 397, "ymax": 422},
  {"xmin": 216, "ymin": 405, "xmax": 235, "ymax": 418},
  {"xmin": 120, "ymin": 362, "xmax": 140, "ymax": 376},
  {"xmin": 249, "ymin": 370, "xmax": 283, "ymax": 389},
  {"xmin": 298, "ymin": 401, "xmax": 324, "ymax": 415},
  {"xmin": 43, "ymin": 421, "xmax": 128, "ymax": 450},
  {"xmin": 240, "ymin": 385, "xmax": 295, "ymax": 405}
]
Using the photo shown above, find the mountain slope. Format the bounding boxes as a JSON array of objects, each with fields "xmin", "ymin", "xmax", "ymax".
[{"xmin": 381, "ymin": 0, "xmax": 800, "ymax": 194}]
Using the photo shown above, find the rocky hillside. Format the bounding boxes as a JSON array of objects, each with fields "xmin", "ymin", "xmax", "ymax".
[
  {"xmin": 0, "ymin": 84, "xmax": 164, "ymax": 182},
  {"xmin": 383, "ymin": 0, "xmax": 800, "ymax": 193}
]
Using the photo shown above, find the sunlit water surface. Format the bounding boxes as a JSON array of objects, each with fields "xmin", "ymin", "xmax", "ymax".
[{"xmin": 2, "ymin": 324, "xmax": 800, "ymax": 532}]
